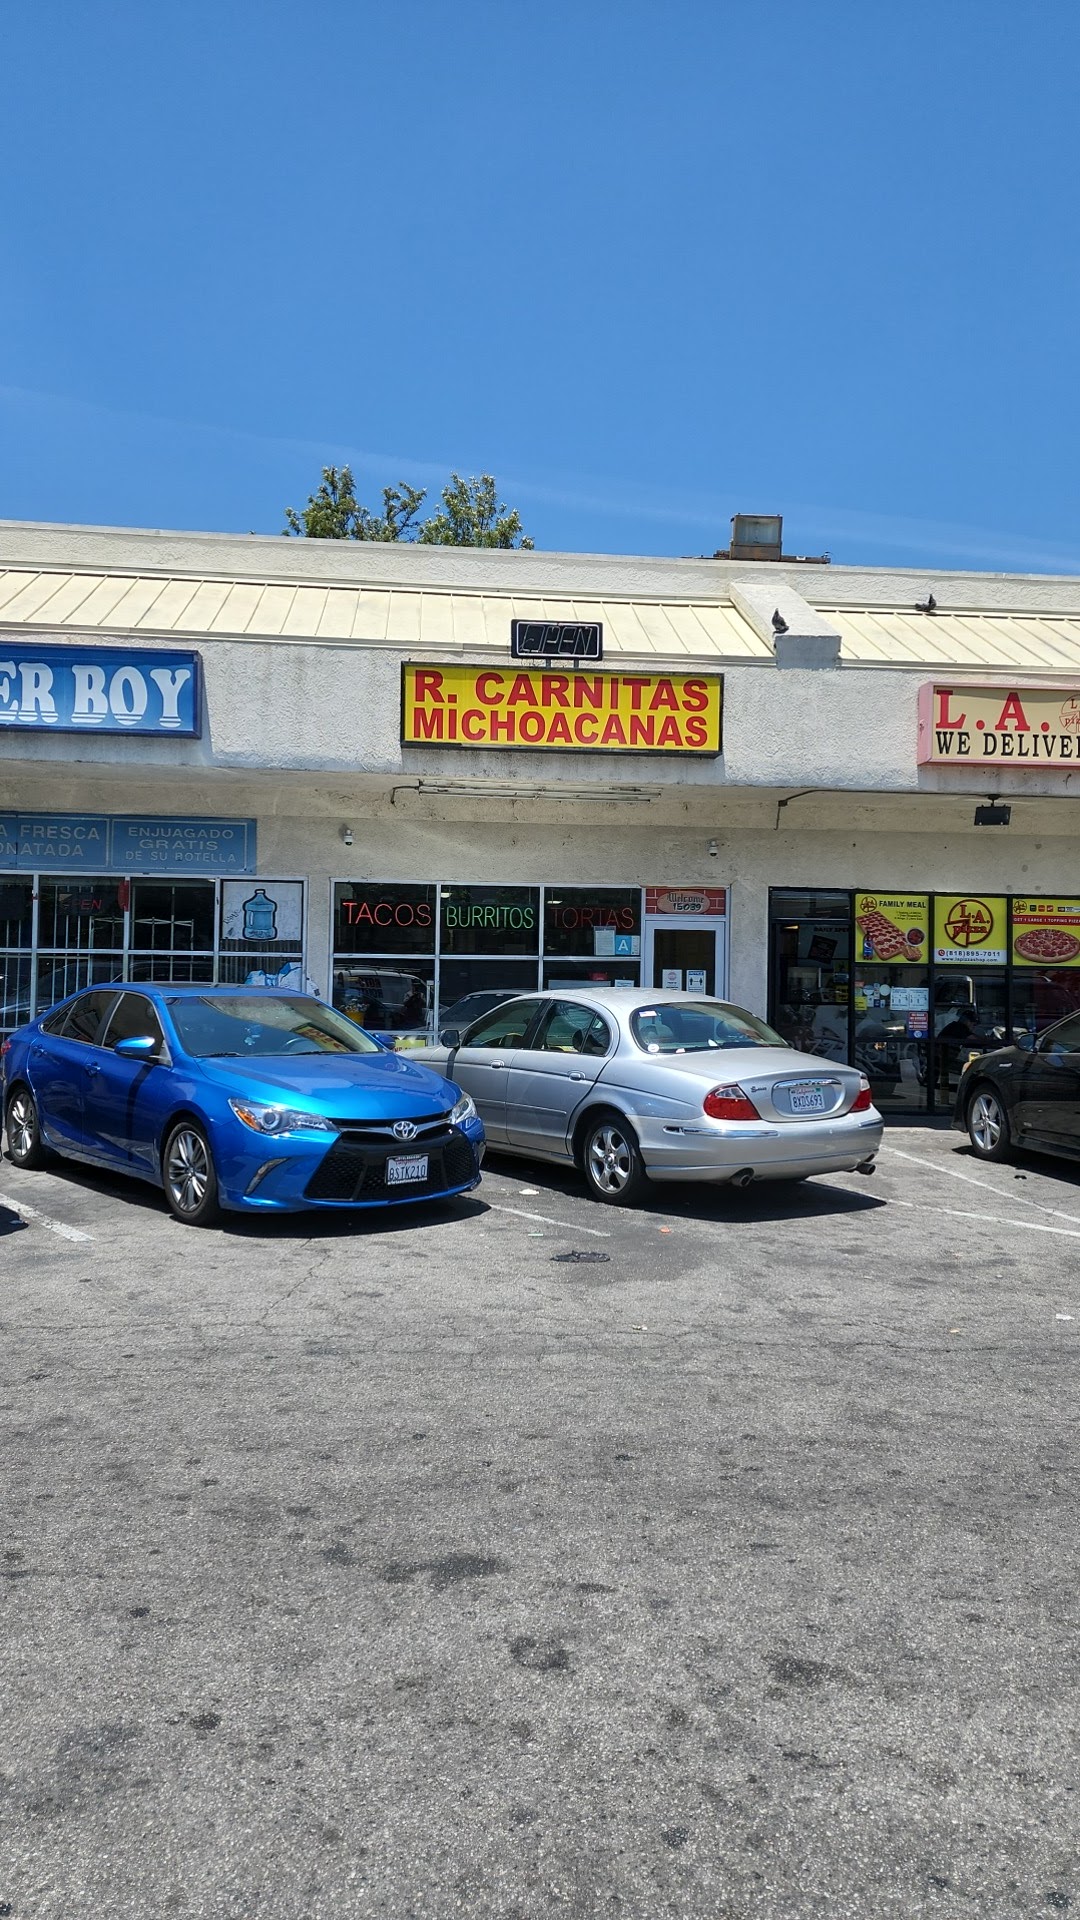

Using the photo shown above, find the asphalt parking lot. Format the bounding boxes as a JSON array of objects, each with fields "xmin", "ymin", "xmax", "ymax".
[{"xmin": 1, "ymin": 1123, "xmax": 1078, "ymax": 1919}]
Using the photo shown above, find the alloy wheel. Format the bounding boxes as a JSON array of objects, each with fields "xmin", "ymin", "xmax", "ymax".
[
  {"xmin": 587, "ymin": 1124, "xmax": 633, "ymax": 1195},
  {"xmin": 969, "ymin": 1090, "xmax": 1003, "ymax": 1154},
  {"xmin": 166, "ymin": 1128, "xmax": 210, "ymax": 1216},
  {"xmin": 8, "ymin": 1090, "xmax": 35, "ymax": 1161}
]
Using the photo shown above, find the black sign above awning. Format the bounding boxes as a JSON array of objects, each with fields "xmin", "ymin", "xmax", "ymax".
[{"xmin": 510, "ymin": 619, "xmax": 603, "ymax": 661}]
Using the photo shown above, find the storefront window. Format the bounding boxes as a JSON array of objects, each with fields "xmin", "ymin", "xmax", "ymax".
[
  {"xmin": 0, "ymin": 878, "xmax": 33, "ymax": 947},
  {"xmin": 543, "ymin": 887, "xmax": 640, "ymax": 956},
  {"xmin": 439, "ymin": 957, "xmax": 541, "ymax": 1023},
  {"xmin": 439, "ymin": 885, "xmax": 540, "ymax": 956},
  {"xmin": 542, "ymin": 886, "xmax": 641, "ymax": 988},
  {"xmin": 1009, "ymin": 898, "xmax": 1080, "ymax": 1040},
  {"xmin": 331, "ymin": 883, "xmax": 437, "ymax": 1041},
  {"xmin": 0, "ymin": 870, "xmax": 309, "ymax": 1034},
  {"xmin": 334, "ymin": 959, "xmax": 435, "ymax": 1040},
  {"xmin": 128, "ymin": 880, "xmax": 217, "ymax": 982},
  {"xmin": 543, "ymin": 958, "xmax": 640, "ymax": 988},
  {"xmin": 769, "ymin": 891, "xmax": 851, "ymax": 1066},
  {"xmin": 37, "ymin": 878, "xmax": 124, "ymax": 950},
  {"xmin": 333, "ymin": 883, "xmax": 437, "ymax": 957},
  {"xmin": 852, "ymin": 893, "xmax": 931, "ymax": 1111}
]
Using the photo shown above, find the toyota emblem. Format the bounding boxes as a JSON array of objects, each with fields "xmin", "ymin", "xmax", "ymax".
[{"xmin": 392, "ymin": 1120, "xmax": 418, "ymax": 1141}]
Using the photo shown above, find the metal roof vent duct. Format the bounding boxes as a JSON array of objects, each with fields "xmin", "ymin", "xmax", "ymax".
[{"xmin": 729, "ymin": 514, "xmax": 783, "ymax": 562}]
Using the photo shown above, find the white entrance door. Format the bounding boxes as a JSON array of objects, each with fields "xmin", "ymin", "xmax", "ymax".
[{"xmin": 643, "ymin": 915, "xmax": 728, "ymax": 997}]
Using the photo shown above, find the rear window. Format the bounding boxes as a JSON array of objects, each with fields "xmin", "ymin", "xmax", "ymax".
[{"xmin": 630, "ymin": 1001, "xmax": 785, "ymax": 1055}]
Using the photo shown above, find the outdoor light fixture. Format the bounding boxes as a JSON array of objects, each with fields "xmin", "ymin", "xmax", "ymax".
[
  {"xmin": 706, "ymin": 838, "xmax": 719, "ymax": 857},
  {"xmin": 974, "ymin": 800, "xmax": 1011, "ymax": 827},
  {"xmin": 340, "ymin": 824, "xmax": 354, "ymax": 846}
]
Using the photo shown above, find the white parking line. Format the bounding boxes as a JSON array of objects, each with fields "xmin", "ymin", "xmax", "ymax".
[
  {"xmin": 486, "ymin": 1202, "xmax": 611, "ymax": 1239},
  {"xmin": 0, "ymin": 1190, "xmax": 94, "ymax": 1245},
  {"xmin": 883, "ymin": 1195, "xmax": 1080, "ymax": 1241},
  {"xmin": 882, "ymin": 1143, "xmax": 1080, "ymax": 1226}
]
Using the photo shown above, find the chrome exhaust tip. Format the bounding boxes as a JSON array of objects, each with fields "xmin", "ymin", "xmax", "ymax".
[
  {"xmin": 730, "ymin": 1167, "xmax": 756, "ymax": 1189},
  {"xmin": 855, "ymin": 1158, "xmax": 877, "ymax": 1176}
]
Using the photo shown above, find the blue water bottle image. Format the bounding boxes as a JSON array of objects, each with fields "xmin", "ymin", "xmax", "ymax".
[{"xmin": 242, "ymin": 888, "xmax": 277, "ymax": 942}]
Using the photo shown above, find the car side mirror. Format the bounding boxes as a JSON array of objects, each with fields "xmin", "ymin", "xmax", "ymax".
[
  {"xmin": 113, "ymin": 1035, "xmax": 158, "ymax": 1060},
  {"xmin": 439, "ymin": 1028, "xmax": 461, "ymax": 1047},
  {"xmin": 1017, "ymin": 1031, "xmax": 1035, "ymax": 1051}
]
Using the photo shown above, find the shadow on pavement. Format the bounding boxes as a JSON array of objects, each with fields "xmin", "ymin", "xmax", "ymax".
[
  {"xmin": 481, "ymin": 1151, "xmax": 886, "ymax": 1222},
  {"xmin": 1, "ymin": 1151, "xmax": 490, "ymax": 1238},
  {"xmin": 0, "ymin": 1202, "xmax": 27, "ymax": 1235}
]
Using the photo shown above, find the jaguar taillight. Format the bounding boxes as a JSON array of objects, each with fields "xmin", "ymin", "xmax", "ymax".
[
  {"xmin": 850, "ymin": 1076, "xmax": 873, "ymax": 1112},
  {"xmin": 703, "ymin": 1085, "xmax": 762, "ymax": 1122}
]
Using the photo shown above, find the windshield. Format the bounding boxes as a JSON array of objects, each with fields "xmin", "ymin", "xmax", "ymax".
[
  {"xmin": 168, "ymin": 994, "xmax": 383, "ymax": 1058},
  {"xmin": 630, "ymin": 1001, "xmax": 786, "ymax": 1054}
]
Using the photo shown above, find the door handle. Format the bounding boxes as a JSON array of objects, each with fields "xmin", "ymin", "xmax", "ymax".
[
  {"xmin": 569, "ymin": 1071, "xmax": 586, "ymax": 1081},
  {"xmin": 490, "ymin": 1059, "xmax": 507, "ymax": 1069},
  {"xmin": 85, "ymin": 1062, "xmax": 100, "ymax": 1077}
]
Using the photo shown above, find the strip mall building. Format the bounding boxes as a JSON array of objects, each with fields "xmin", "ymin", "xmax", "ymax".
[{"xmin": 3, "ymin": 516, "xmax": 1080, "ymax": 1113}]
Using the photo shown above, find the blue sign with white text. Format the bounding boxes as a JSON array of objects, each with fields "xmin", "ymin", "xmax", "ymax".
[
  {"xmin": 0, "ymin": 814, "xmax": 256, "ymax": 874},
  {"xmin": 0, "ymin": 644, "xmax": 201, "ymax": 735}
]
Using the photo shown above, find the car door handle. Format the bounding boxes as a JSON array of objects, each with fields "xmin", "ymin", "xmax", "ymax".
[
  {"xmin": 85, "ymin": 1062, "xmax": 100, "ymax": 1077},
  {"xmin": 569, "ymin": 1071, "xmax": 586, "ymax": 1081},
  {"xmin": 489, "ymin": 1059, "xmax": 507, "ymax": 1069}
]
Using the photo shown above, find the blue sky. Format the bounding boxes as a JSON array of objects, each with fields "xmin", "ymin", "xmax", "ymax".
[{"xmin": 4, "ymin": 1, "xmax": 1079, "ymax": 570}]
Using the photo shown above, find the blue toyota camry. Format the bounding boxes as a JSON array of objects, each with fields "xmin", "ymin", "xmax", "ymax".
[{"xmin": 1, "ymin": 984, "xmax": 485, "ymax": 1226}]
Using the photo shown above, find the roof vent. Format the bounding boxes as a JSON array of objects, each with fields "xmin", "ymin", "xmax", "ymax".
[{"xmin": 728, "ymin": 514, "xmax": 783, "ymax": 562}]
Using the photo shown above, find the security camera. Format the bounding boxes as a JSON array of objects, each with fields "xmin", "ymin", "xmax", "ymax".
[
  {"xmin": 341, "ymin": 825, "xmax": 354, "ymax": 847},
  {"xmin": 706, "ymin": 838, "xmax": 719, "ymax": 858}
]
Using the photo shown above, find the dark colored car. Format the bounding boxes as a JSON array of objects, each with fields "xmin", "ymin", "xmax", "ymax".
[
  {"xmin": 3, "ymin": 983, "xmax": 484, "ymax": 1226},
  {"xmin": 954, "ymin": 1009, "xmax": 1080, "ymax": 1163}
]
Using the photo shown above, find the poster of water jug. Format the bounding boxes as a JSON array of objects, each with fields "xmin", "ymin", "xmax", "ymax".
[{"xmin": 222, "ymin": 879, "xmax": 303, "ymax": 946}]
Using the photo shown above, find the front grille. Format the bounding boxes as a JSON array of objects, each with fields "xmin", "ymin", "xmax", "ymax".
[
  {"xmin": 327, "ymin": 1111, "xmax": 453, "ymax": 1142},
  {"xmin": 304, "ymin": 1127, "xmax": 477, "ymax": 1203}
]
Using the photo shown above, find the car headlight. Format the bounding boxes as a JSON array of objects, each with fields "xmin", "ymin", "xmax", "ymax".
[
  {"xmin": 450, "ymin": 1092, "xmax": 477, "ymax": 1127},
  {"xmin": 228, "ymin": 1098, "xmax": 334, "ymax": 1135}
]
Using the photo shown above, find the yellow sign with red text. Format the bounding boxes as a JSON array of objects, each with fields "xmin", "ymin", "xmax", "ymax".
[
  {"xmin": 918, "ymin": 683, "xmax": 1080, "ymax": 766},
  {"xmin": 401, "ymin": 665, "xmax": 722, "ymax": 754},
  {"xmin": 1012, "ymin": 898, "xmax": 1080, "ymax": 968},
  {"xmin": 933, "ymin": 895, "xmax": 1007, "ymax": 964}
]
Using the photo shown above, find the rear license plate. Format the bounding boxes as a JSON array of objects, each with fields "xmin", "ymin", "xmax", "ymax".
[
  {"xmin": 789, "ymin": 1084, "xmax": 827, "ymax": 1114},
  {"xmin": 386, "ymin": 1153, "xmax": 429, "ymax": 1185}
]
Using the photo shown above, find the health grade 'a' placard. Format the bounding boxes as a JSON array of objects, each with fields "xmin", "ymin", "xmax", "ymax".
[
  {"xmin": 1012, "ymin": 899, "xmax": 1080, "ymax": 967},
  {"xmin": 933, "ymin": 895, "xmax": 1007, "ymax": 965},
  {"xmin": 401, "ymin": 665, "xmax": 722, "ymax": 754},
  {"xmin": 855, "ymin": 893, "xmax": 930, "ymax": 963}
]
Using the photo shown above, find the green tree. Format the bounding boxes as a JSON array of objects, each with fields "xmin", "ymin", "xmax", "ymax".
[
  {"xmin": 283, "ymin": 466, "xmax": 426, "ymax": 542},
  {"xmin": 284, "ymin": 465, "xmax": 533, "ymax": 548},
  {"xmin": 418, "ymin": 472, "xmax": 534, "ymax": 548}
]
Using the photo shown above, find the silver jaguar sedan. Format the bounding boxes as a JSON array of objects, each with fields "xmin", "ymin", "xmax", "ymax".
[{"xmin": 409, "ymin": 987, "xmax": 883, "ymax": 1206}]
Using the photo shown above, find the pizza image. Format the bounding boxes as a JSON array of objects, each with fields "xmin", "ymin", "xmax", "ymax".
[
  {"xmin": 1014, "ymin": 925, "xmax": 1080, "ymax": 963},
  {"xmin": 856, "ymin": 909, "xmax": 925, "ymax": 963}
]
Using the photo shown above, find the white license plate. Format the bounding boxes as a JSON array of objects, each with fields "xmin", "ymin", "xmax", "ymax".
[
  {"xmin": 789, "ymin": 1086, "xmax": 827, "ymax": 1115},
  {"xmin": 386, "ymin": 1153, "xmax": 429, "ymax": 1185}
]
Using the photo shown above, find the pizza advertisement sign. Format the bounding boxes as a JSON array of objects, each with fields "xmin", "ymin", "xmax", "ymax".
[
  {"xmin": 933, "ymin": 895, "xmax": 1007, "ymax": 965},
  {"xmin": 854, "ymin": 893, "xmax": 929, "ymax": 964},
  {"xmin": 1011, "ymin": 899, "xmax": 1080, "ymax": 968}
]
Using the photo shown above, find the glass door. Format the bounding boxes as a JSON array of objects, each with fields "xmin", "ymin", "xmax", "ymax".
[{"xmin": 644, "ymin": 917, "xmax": 727, "ymax": 997}]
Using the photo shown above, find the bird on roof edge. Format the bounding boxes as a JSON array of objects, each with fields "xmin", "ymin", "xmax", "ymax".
[
  {"xmin": 915, "ymin": 593, "xmax": 938, "ymax": 614},
  {"xmin": 771, "ymin": 609, "xmax": 789, "ymax": 634}
]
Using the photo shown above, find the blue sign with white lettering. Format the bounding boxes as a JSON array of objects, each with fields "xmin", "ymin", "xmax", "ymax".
[
  {"xmin": 0, "ymin": 814, "xmax": 256, "ymax": 873},
  {"xmin": 0, "ymin": 644, "xmax": 201, "ymax": 735}
]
